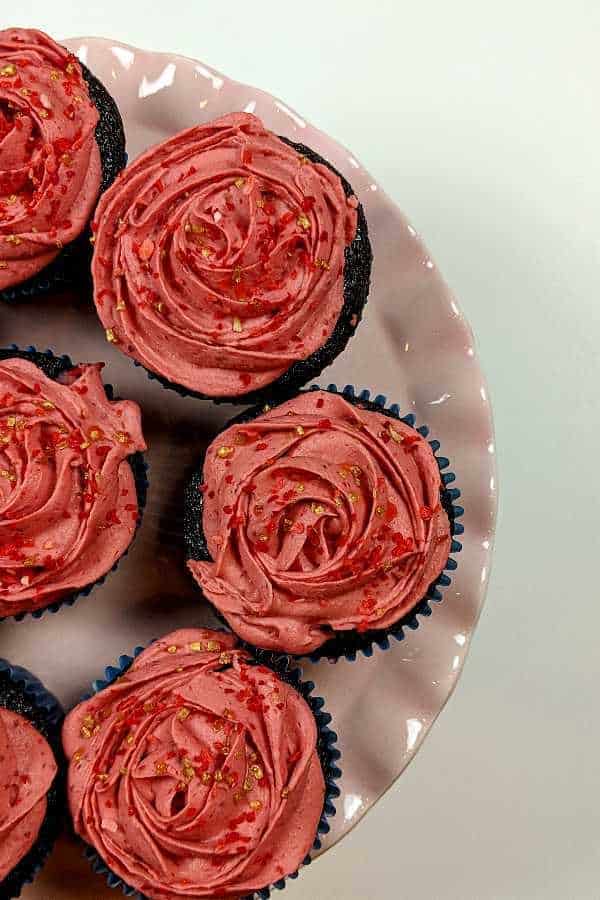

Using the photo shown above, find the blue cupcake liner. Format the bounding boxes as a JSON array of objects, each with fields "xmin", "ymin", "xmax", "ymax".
[
  {"xmin": 76, "ymin": 637, "xmax": 342, "ymax": 900},
  {"xmin": 185, "ymin": 382, "xmax": 463, "ymax": 663},
  {"xmin": 0, "ymin": 345, "xmax": 149, "ymax": 624},
  {"xmin": 0, "ymin": 660, "xmax": 64, "ymax": 899}
]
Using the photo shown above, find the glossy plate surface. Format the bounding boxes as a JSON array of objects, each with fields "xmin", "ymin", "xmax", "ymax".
[{"xmin": 0, "ymin": 37, "xmax": 497, "ymax": 899}]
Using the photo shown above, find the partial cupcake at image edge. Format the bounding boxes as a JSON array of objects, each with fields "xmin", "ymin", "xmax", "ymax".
[
  {"xmin": 91, "ymin": 111, "xmax": 372, "ymax": 405},
  {"xmin": 0, "ymin": 27, "xmax": 126, "ymax": 303},
  {"xmin": 0, "ymin": 346, "xmax": 148, "ymax": 621},
  {"xmin": 62, "ymin": 627, "xmax": 341, "ymax": 900},
  {"xmin": 184, "ymin": 385, "xmax": 463, "ymax": 661},
  {"xmin": 0, "ymin": 658, "xmax": 63, "ymax": 900}
]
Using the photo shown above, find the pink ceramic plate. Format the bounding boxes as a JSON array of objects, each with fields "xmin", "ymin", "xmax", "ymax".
[{"xmin": 1, "ymin": 38, "xmax": 497, "ymax": 899}]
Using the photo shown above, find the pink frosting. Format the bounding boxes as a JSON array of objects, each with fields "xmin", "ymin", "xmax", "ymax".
[
  {"xmin": 0, "ymin": 708, "xmax": 57, "ymax": 880},
  {"xmin": 92, "ymin": 112, "xmax": 357, "ymax": 397},
  {"xmin": 63, "ymin": 628, "xmax": 325, "ymax": 899},
  {"xmin": 0, "ymin": 28, "xmax": 101, "ymax": 290},
  {"xmin": 188, "ymin": 391, "xmax": 452, "ymax": 654},
  {"xmin": 0, "ymin": 357, "xmax": 146, "ymax": 617}
]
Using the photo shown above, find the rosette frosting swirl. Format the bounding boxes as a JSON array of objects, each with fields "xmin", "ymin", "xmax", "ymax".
[
  {"xmin": 0, "ymin": 708, "xmax": 57, "ymax": 880},
  {"xmin": 0, "ymin": 357, "xmax": 146, "ymax": 617},
  {"xmin": 0, "ymin": 28, "xmax": 101, "ymax": 290},
  {"xmin": 92, "ymin": 112, "xmax": 358, "ymax": 397},
  {"xmin": 63, "ymin": 628, "xmax": 325, "ymax": 899},
  {"xmin": 188, "ymin": 391, "xmax": 452, "ymax": 654}
]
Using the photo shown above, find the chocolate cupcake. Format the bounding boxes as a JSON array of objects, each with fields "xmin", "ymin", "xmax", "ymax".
[
  {"xmin": 185, "ymin": 385, "xmax": 462, "ymax": 660},
  {"xmin": 91, "ymin": 112, "xmax": 371, "ymax": 404},
  {"xmin": 0, "ymin": 659, "xmax": 63, "ymax": 899},
  {"xmin": 0, "ymin": 28, "xmax": 126, "ymax": 303},
  {"xmin": 63, "ymin": 628, "xmax": 340, "ymax": 900},
  {"xmin": 0, "ymin": 347, "xmax": 147, "ymax": 621}
]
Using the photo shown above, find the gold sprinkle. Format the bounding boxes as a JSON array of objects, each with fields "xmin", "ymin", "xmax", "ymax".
[
  {"xmin": 233, "ymin": 790, "xmax": 243, "ymax": 802},
  {"xmin": 177, "ymin": 707, "xmax": 190, "ymax": 721},
  {"xmin": 248, "ymin": 752, "xmax": 257, "ymax": 762},
  {"xmin": 282, "ymin": 518, "xmax": 293, "ymax": 532},
  {"xmin": 183, "ymin": 760, "xmax": 195, "ymax": 781},
  {"xmin": 6, "ymin": 416, "xmax": 16, "ymax": 428},
  {"xmin": 6, "ymin": 195, "xmax": 17, "ymax": 204},
  {"xmin": 96, "ymin": 773, "xmax": 109, "ymax": 783},
  {"xmin": 39, "ymin": 109, "xmax": 49, "ymax": 119},
  {"xmin": 334, "ymin": 496, "xmax": 343, "ymax": 507},
  {"xmin": 388, "ymin": 425, "xmax": 404, "ymax": 444},
  {"xmin": 0, "ymin": 262, "xmax": 7, "ymax": 269},
  {"xmin": 258, "ymin": 533, "xmax": 268, "ymax": 543},
  {"xmin": 214, "ymin": 769, "xmax": 224, "ymax": 783},
  {"xmin": 217, "ymin": 446, "xmax": 233, "ymax": 459},
  {"xmin": 375, "ymin": 505, "xmax": 385, "ymax": 516},
  {"xmin": 5, "ymin": 235, "xmax": 21, "ymax": 245},
  {"xmin": 256, "ymin": 198, "xmax": 265, "ymax": 209},
  {"xmin": 299, "ymin": 156, "xmax": 310, "ymax": 166},
  {"xmin": 115, "ymin": 300, "xmax": 126, "ymax": 311},
  {"xmin": 201, "ymin": 772, "xmax": 213, "ymax": 785},
  {"xmin": 249, "ymin": 800, "xmax": 263, "ymax": 811},
  {"xmin": 348, "ymin": 492, "xmax": 359, "ymax": 503},
  {"xmin": 263, "ymin": 404, "xmax": 271, "ymax": 413},
  {"xmin": 297, "ymin": 214, "xmax": 310, "ymax": 231},
  {"xmin": 19, "ymin": 88, "xmax": 30, "ymax": 96},
  {"xmin": 115, "ymin": 431, "xmax": 130, "ymax": 444},
  {"xmin": 314, "ymin": 258, "xmax": 330, "ymax": 270},
  {"xmin": 232, "ymin": 266, "xmax": 243, "ymax": 285},
  {"xmin": 243, "ymin": 777, "xmax": 254, "ymax": 792},
  {"xmin": 189, "ymin": 641, "xmax": 204, "ymax": 652},
  {"xmin": 0, "ymin": 64, "xmax": 17, "ymax": 77},
  {"xmin": 120, "ymin": 767, "xmax": 128, "ymax": 776},
  {"xmin": 143, "ymin": 701, "xmax": 155, "ymax": 713},
  {"xmin": 250, "ymin": 764, "xmax": 264, "ymax": 780},
  {"xmin": 105, "ymin": 328, "xmax": 117, "ymax": 343},
  {"xmin": 65, "ymin": 63, "xmax": 76, "ymax": 75},
  {"xmin": 295, "ymin": 425, "xmax": 305, "ymax": 436},
  {"xmin": 219, "ymin": 652, "xmax": 233, "ymax": 665},
  {"xmin": 206, "ymin": 640, "xmax": 222, "ymax": 652},
  {"xmin": 234, "ymin": 177, "xmax": 245, "ymax": 188},
  {"xmin": 166, "ymin": 645, "xmax": 178, "ymax": 654},
  {"xmin": 281, "ymin": 787, "xmax": 290, "ymax": 799},
  {"xmin": 295, "ymin": 483, "xmax": 305, "ymax": 493},
  {"xmin": 72, "ymin": 749, "xmax": 84, "ymax": 764},
  {"xmin": 312, "ymin": 504, "xmax": 325, "ymax": 515},
  {"xmin": 89, "ymin": 429, "xmax": 101, "ymax": 442},
  {"xmin": 201, "ymin": 246, "xmax": 211, "ymax": 258},
  {"xmin": 232, "ymin": 316, "xmax": 242, "ymax": 333},
  {"xmin": 50, "ymin": 70, "xmax": 60, "ymax": 80},
  {"xmin": 155, "ymin": 761, "xmax": 168, "ymax": 775},
  {"xmin": 125, "ymin": 734, "xmax": 135, "ymax": 746}
]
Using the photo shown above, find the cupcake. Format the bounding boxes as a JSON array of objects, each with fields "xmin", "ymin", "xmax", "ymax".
[
  {"xmin": 0, "ymin": 658, "xmax": 63, "ymax": 899},
  {"xmin": 91, "ymin": 111, "xmax": 372, "ymax": 404},
  {"xmin": 0, "ymin": 347, "xmax": 147, "ymax": 620},
  {"xmin": 63, "ymin": 628, "xmax": 340, "ymax": 900},
  {"xmin": 185, "ymin": 386, "xmax": 461, "ymax": 659},
  {"xmin": 0, "ymin": 27, "xmax": 126, "ymax": 303}
]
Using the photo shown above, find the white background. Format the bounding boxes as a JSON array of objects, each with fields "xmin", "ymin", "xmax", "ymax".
[{"xmin": 8, "ymin": 1, "xmax": 600, "ymax": 898}]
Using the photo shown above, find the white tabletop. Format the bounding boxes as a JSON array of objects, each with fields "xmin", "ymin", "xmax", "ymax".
[{"xmin": 13, "ymin": 1, "xmax": 600, "ymax": 898}]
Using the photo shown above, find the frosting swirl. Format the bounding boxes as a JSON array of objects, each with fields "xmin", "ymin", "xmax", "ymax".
[
  {"xmin": 92, "ymin": 112, "xmax": 358, "ymax": 397},
  {"xmin": 0, "ymin": 708, "xmax": 57, "ymax": 880},
  {"xmin": 0, "ymin": 28, "xmax": 101, "ymax": 290},
  {"xmin": 188, "ymin": 391, "xmax": 452, "ymax": 654},
  {"xmin": 0, "ymin": 357, "xmax": 146, "ymax": 617},
  {"xmin": 63, "ymin": 628, "xmax": 325, "ymax": 899}
]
